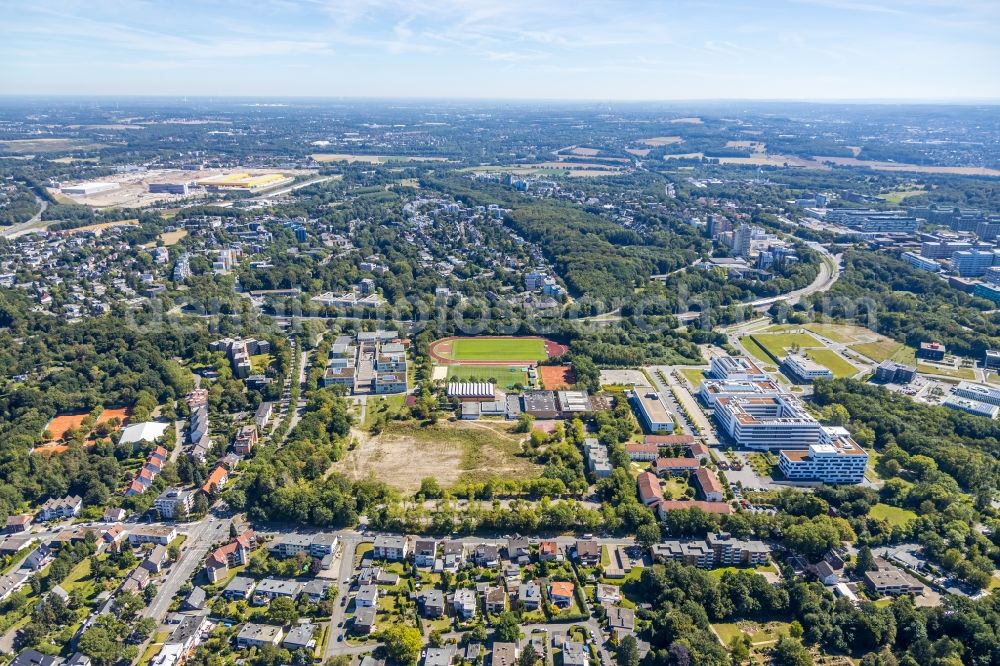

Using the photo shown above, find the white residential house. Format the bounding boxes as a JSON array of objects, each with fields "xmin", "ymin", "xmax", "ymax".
[{"xmin": 453, "ymin": 589, "xmax": 478, "ymax": 619}]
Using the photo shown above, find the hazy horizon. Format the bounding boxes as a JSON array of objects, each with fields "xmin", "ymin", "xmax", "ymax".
[
  {"xmin": 2, "ymin": 1, "xmax": 999, "ymax": 101},
  {"xmin": 2, "ymin": 94, "xmax": 1000, "ymax": 106}
]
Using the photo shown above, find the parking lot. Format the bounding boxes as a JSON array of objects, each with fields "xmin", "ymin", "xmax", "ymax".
[
  {"xmin": 598, "ymin": 369, "xmax": 650, "ymax": 387},
  {"xmin": 712, "ymin": 449, "xmax": 773, "ymax": 490}
]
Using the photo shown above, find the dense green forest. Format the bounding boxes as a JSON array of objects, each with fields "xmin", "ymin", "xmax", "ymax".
[
  {"xmin": 639, "ymin": 560, "xmax": 1000, "ymax": 665},
  {"xmin": 0, "ymin": 183, "xmax": 39, "ymax": 225},
  {"xmin": 0, "ymin": 287, "xmax": 278, "ymax": 518},
  {"xmin": 812, "ymin": 379, "xmax": 1000, "ymax": 589}
]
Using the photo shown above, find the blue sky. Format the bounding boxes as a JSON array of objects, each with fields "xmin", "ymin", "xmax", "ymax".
[{"xmin": 1, "ymin": 0, "xmax": 998, "ymax": 100}]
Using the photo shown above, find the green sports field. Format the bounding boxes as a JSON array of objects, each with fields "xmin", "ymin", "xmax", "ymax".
[
  {"xmin": 449, "ymin": 337, "xmax": 547, "ymax": 361},
  {"xmin": 446, "ymin": 365, "xmax": 529, "ymax": 389}
]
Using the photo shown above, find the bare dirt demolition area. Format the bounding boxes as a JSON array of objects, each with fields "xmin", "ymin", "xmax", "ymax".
[
  {"xmin": 332, "ymin": 419, "xmax": 538, "ymax": 493},
  {"xmin": 52, "ymin": 167, "xmax": 315, "ymax": 209}
]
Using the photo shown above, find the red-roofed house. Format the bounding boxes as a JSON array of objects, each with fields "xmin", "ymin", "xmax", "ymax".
[
  {"xmin": 548, "ymin": 581, "xmax": 575, "ymax": 607},
  {"xmin": 5, "ymin": 514, "xmax": 32, "ymax": 534},
  {"xmin": 539, "ymin": 540, "xmax": 562, "ymax": 562},
  {"xmin": 202, "ymin": 466, "xmax": 229, "ymax": 495},
  {"xmin": 689, "ymin": 442, "xmax": 710, "ymax": 458},
  {"xmin": 204, "ymin": 529, "xmax": 256, "ymax": 583},
  {"xmin": 637, "ymin": 472, "xmax": 664, "ymax": 506},
  {"xmin": 625, "ymin": 442, "xmax": 659, "ymax": 462},
  {"xmin": 653, "ymin": 457, "xmax": 700, "ymax": 475},
  {"xmin": 695, "ymin": 468, "xmax": 725, "ymax": 502}
]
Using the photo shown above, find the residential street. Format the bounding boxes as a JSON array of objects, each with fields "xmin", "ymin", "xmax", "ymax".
[{"xmin": 143, "ymin": 513, "xmax": 232, "ymax": 622}]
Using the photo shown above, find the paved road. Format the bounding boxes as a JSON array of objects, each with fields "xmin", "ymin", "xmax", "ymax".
[
  {"xmin": 278, "ymin": 340, "xmax": 310, "ymax": 444},
  {"xmin": 170, "ymin": 419, "xmax": 185, "ymax": 463},
  {"xmin": 676, "ymin": 246, "xmax": 841, "ymax": 322},
  {"xmin": 143, "ymin": 514, "xmax": 232, "ymax": 622},
  {"xmin": 324, "ymin": 536, "xmax": 363, "ymax": 659},
  {"xmin": 1, "ymin": 197, "xmax": 49, "ymax": 238}
]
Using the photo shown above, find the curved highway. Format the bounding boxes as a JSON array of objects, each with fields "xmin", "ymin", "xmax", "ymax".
[
  {"xmin": 676, "ymin": 243, "xmax": 841, "ymax": 322},
  {"xmin": 0, "ymin": 196, "xmax": 49, "ymax": 238}
]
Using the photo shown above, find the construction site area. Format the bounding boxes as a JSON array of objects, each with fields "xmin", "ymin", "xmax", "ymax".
[{"xmin": 50, "ymin": 167, "xmax": 315, "ymax": 208}]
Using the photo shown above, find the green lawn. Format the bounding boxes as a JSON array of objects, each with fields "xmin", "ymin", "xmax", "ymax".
[
  {"xmin": 447, "ymin": 364, "xmax": 528, "ymax": 389},
  {"xmin": 137, "ymin": 631, "xmax": 170, "ymax": 666},
  {"xmin": 355, "ymin": 543, "xmax": 373, "ymax": 567},
  {"xmin": 766, "ymin": 323, "xmax": 858, "ymax": 344},
  {"xmin": 850, "ymin": 339, "xmax": 905, "ymax": 363},
  {"xmin": 805, "ymin": 348, "xmax": 859, "ymax": 378},
  {"xmin": 752, "ymin": 332, "xmax": 824, "ymax": 358},
  {"xmin": 708, "ymin": 563, "xmax": 777, "ymax": 579},
  {"xmin": 879, "ymin": 188, "xmax": 925, "ymax": 204},
  {"xmin": 740, "ymin": 336, "xmax": 774, "ymax": 365},
  {"xmin": 61, "ymin": 557, "xmax": 93, "ymax": 593},
  {"xmin": 364, "ymin": 393, "xmax": 406, "ymax": 428},
  {"xmin": 449, "ymin": 337, "xmax": 547, "ymax": 361},
  {"xmin": 662, "ymin": 476, "xmax": 690, "ymax": 500},
  {"xmin": 802, "ymin": 323, "xmax": 861, "ymax": 344},
  {"xmin": 870, "ymin": 503, "xmax": 918, "ymax": 527},
  {"xmin": 678, "ymin": 367, "xmax": 707, "ymax": 388},
  {"xmin": 917, "ymin": 363, "xmax": 976, "ymax": 380},
  {"xmin": 712, "ymin": 621, "xmax": 790, "ymax": 646}
]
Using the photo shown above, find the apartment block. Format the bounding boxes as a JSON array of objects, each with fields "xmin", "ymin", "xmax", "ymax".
[
  {"xmin": 778, "ymin": 427, "xmax": 868, "ymax": 483},
  {"xmin": 713, "ymin": 394, "xmax": 821, "ymax": 449}
]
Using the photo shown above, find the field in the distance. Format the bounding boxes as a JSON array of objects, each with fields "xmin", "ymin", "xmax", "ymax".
[
  {"xmin": 58, "ymin": 220, "xmax": 138, "ymax": 235},
  {"xmin": 0, "ymin": 138, "xmax": 107, "ymax": 154},
  {"xmin": 141, "ymin": 229, "xmax": 188, "ymax": 249},
  {"xmin": 310, "ymin": 153, "xmax": 449, "ymax": 164},
  {"xmin": 638, "ymin": 136, "xmax": 683, "ymax": 146}
]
